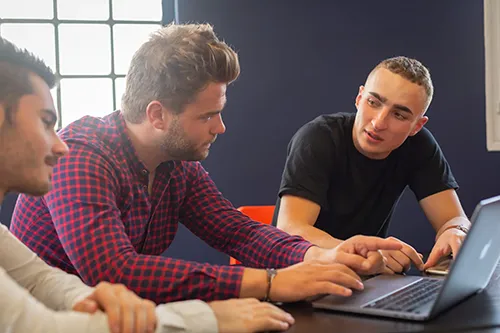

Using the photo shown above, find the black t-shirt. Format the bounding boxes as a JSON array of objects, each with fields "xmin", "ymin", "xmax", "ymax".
[{"xmin": 275, "ymin": 112, "xmax": 458, "ymax": 239}]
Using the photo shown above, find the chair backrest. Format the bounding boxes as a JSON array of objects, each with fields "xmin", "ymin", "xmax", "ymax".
[
  {"xmin": 230, "ymin": 205, "xmax": 275, "ymax": 265},
  {"xmin": 238, "ymin": 205, "xmax": 275, "ymax": 225}
]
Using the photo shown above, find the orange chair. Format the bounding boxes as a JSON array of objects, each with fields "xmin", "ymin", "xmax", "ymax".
[{"xmin": 230, "ymin": 205, "xmax": 276, "ymax": 265}]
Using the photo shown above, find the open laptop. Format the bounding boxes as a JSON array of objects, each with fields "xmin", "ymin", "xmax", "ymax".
[{"xmin": 312, "ymin": 195, "xmax": 500, "ymax": 321}]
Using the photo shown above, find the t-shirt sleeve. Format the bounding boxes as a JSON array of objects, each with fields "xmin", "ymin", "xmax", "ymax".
[
  {"xmin": 278, "ymin": 120, "xmax": 336, "ymax": 209},
  {"xmin": 408, "ymin": 128, "xmax": 459, "ymax": 201}
]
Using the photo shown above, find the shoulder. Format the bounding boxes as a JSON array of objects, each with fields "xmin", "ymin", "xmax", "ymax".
[
  {"xmin": 172, "ymin": 161, "xmax": 207, "ymax": 181},
  {"xmin": 397, "ymin": 127, "xmax": 449, "ymax": 171},
  {"xmin": 54, "ymin": 113, "xmax": 131, "ymax": 183},
  {"xmin": 295, "ymin": 112, "xmax": 354, "ymax": 136},
  {"xmin": 403, "ymin": 126, "xmax": 441, "ymax": 156},
  {"xmin": 290, "ymin": 112, "xmax": 354, "ymax": 147},
  {"xmin": 408, "ymin": 127, "xmax": 438, "ymax": 145},
  {"xmin": 58, "ymin": 111, "xmax": 123, "ymax": 156}
]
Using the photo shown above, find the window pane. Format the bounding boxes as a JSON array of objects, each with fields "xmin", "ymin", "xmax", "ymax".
[
  {"xmin": 0, "ymin": 0, "xmax": 53, "ymax": 19},
  {"xmin": 59, "ymin": 24, "xmax": 111, "ymax": 75},
  {"xmin": 58, "ymin": 0, "xmax": 109, "ymax": 20},
  {"xmin": 0, "ymin": 24, "xmax": 56, "ymax": 70},
  {"xmin": 112, "ymin": 0, "xmax": 162, "ymax": 21},
  {"xmin": 113, "ymin": 24, "xmax": 160, "ymax": 75},
  {"xmin": 60, "ymin": 78, "xmax": 113, "ymax": 126},
  {"xmin": 50, "ymin": 88, "xmax": 59, "ymax": 113},
  {"xmin": 115, "ymin": 77, "xmax": 126, "ymax": 108}
]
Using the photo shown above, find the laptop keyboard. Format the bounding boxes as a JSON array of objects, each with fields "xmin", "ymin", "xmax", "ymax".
[{"xmin": 363, "ymin": 279, "xmax": 443, "ymax": 313}]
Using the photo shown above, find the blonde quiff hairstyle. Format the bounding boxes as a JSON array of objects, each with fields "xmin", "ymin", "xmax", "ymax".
[
  {"xmin": 369, "ymin": 56, "xmax": 434, "ymax": 111},
  {"xmin": 122, "ymin": 23, "xmax": 240, "ymax": 123}
]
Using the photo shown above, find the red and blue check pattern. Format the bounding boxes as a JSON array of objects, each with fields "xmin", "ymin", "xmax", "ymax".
[{"xmin": 10, "ymin": 111, "xmax": 312, "ymax": 303}]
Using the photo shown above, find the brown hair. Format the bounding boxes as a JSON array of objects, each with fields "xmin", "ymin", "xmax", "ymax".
[
  {"xmin": 0, "ymin": 37, "xmax": 56, "ymax": 122},
  {"xmin": 122, "ymin": 23, "xmax": 240, "ymax": 123},
  {"xmin": 370, "ymin": 56, "xmax": 434, "ymax": 110}
]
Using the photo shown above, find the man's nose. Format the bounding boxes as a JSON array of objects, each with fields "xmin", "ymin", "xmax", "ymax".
[
  {"xmin": 52, "ymin": 136, "xmax": 69, "ymax": 158},
  {"xmin": 371, "ymin": 108, "xmax": 390, "ymax": 131},
  {"xmin": 212, "ymin": 114, "xmax": 226, "ymax": 135}
]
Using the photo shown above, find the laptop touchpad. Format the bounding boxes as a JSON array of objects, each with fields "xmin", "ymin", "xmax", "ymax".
[{"xmin": 315, "ymin": 275, "xmax": 423, "ymax": 307}]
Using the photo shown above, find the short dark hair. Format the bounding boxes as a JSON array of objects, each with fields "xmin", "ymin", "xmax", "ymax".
[
  {"xmin": 370, "ymin": 56, "xmax": 434, "ymax": 110},
  {"xmin": 0, "ymin": 37, "xmax": 57, "ymax": 121},
  {"xmin": 122, "ymin": 23, "xmax": 240, "ymax": 123}
]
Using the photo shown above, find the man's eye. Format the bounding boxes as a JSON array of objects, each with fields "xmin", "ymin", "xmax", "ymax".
[
  {"xmin": 394, "ymin": 112, "xmax": 406, "ymax": 120},
  {"xmin": 42, "ymin": 118, "xmax": 55, "ymax": 128}
]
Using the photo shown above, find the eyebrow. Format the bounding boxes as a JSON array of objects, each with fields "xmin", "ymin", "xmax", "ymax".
[
  {"xmin": 200, "ymin": 99, "xmax": 227, "ymax": 118},
  {"xmin": 368, "ymin": 91, "xmax": 414, "ymax": 115},
  {"xmin": 200, "ymin": 110, "xmax": 222, "ymax": 118}
]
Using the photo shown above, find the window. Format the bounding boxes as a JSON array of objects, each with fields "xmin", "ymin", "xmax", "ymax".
[
  {"xmin": 485, "ymin": 0, "xmax": 500, "ymax": 151},
  {"xmin": 0, "ymin": 0, "xmax": 162, "ymax": 128}
]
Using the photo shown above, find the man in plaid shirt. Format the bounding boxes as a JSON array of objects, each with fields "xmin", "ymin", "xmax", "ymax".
[{"xmin": 11, "ymin": 23, "xmax": 401, "ymax": 305}]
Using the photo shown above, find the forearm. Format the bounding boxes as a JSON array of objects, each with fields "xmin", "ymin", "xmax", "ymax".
[
  {"xmin": 25, "ymin": 260, "xmax": 94, "ymax": 310},
  {"xmin": 239, "ymin": 268, "xmax": 267, "ymax": 299},
  {"xmin": 44, "ymin": 207, "xmax": 245, "ymax": 302},
  {"xmin": 224, "ymin": 219, "xmax": 313, "ymax": 268},
  {"xmin": 2, "ymin": 268, "xmax": 217, "ymax": 333},
  {"xmin": 182, "ymin": 164, "xmax": 312, "ymax": 268},
  {"xmin": 285, "ymin": 223, "xmax": 343, "ymax": 249},
  {"xmin": 0, "ymin": 225, "xmax": 93, "ymax": 310},
  {"xmin": 156, "ymin": 300, "xmax": 218, "ymax": 333},
  {"xmin": 74, "ymin": 250, "xmax": 245, "ymax": 302},
  {"xmin": 2, "ymin": 266, "xmax": 110, "ymax": 333},
  {"xmin": 183, "ymin": 204, "xmax": 312, "ymax": 268},
  {"xmin": 47, "ymin": 211, "xmax": 245, "ymax": 303},
  {"xmin": 4, "ymin": 303, "xmax": 217, "ymax": 333},
  {"xmin": 420, "ymin": 190, "xmax": 469, "ymax": 239},
  {"xmin": 435, "ymin": 216, "xmax": 471, "ymax": 240}
]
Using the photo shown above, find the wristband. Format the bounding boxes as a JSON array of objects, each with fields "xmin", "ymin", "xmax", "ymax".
[{"xmin": 264, "ymin": 268, "xmax": 277, "ymax": 302}]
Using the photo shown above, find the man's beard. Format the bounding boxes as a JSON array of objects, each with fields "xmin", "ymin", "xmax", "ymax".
[
  {"xmin": 160, "ymin": 124, "xmax": 209, "ymax": 161},
  {"xmin": 161, "ymin": 139, "xmax": 206, "ymax": 161}
]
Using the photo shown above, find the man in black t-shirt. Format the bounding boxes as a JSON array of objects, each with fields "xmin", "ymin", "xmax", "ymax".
[{"xmin": 275, "ymin": 56, "xmax": 470, "ymax": 274}]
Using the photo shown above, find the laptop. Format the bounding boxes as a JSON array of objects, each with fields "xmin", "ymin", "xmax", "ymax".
[{"xmin": 312, "ymin": 195, "xmax": 500, "ymax": 321}]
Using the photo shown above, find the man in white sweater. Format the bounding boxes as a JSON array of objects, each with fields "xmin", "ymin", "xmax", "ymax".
[{"xmin": 0, "ymin": 37, "xmax": 296, "ymax": 333}]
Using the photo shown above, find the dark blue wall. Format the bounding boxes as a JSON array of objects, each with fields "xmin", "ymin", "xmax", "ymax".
[
  {"xmin": 0, "ymin": 193, "xmax": 17, "ymax": 227},
  {"xmin": 161, "ymin": 0, "xmax": 500, "ymax": 264},
  {"xmin": 1, "ymin": 1, "xmax": 497, "ymax": 264}
]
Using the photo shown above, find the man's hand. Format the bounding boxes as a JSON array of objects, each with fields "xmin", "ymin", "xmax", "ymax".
[
  {"xmin": 424, "ymin": 228, "xmax": 466, "ymax": 269},
  {"xmin": 72, "ymin": 281, "xmax": 157, "ymax": 333},
  {"xmin": 379, "ymin": 237, "xmax": 424, "ymax": 274},
  {"xmin": 241, "ymin": 236, "xmax": 403, "ymax": 302},
  {"xmin": 269, "ymin": 262, "xmax": 364, "ymax": 302},
  {"xmin": 209, "ymin": 298, "xmax": 295, "ymax": 333},
  {"xmin": 308, "ymin": 235, "xmax": 404, "ymax": 275}
]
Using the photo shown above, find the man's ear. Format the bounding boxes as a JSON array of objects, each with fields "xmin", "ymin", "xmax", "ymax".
[
  {"xmin": 145, "ymin": 101, "xmax": 173, "ymax": 130},
  {"xmin": 355, "ymin": 85, "xmax": 364, "ymax": 109},
  {"xmin": 410, "ymin": 116, "xmax": 429, "ymax": 136}
]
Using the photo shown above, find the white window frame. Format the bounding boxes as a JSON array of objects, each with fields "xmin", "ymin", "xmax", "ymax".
[
  {"xmin": 484, "ymin": 0, "xmax": 500, "ymax": 151},
  {"xmin": 0, "ymin": 0, "xmax": 163, "ymax": 129}
]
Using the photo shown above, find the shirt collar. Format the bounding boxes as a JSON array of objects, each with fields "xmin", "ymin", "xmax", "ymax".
[{"xmin": 115, "ymin": 111, "xmax": 177, "ymax": 178}]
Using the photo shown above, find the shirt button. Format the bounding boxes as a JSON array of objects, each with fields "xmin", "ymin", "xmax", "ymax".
[{"xmin": 141, "ymin": 169, "xmax": 148, "ymax": 176}]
